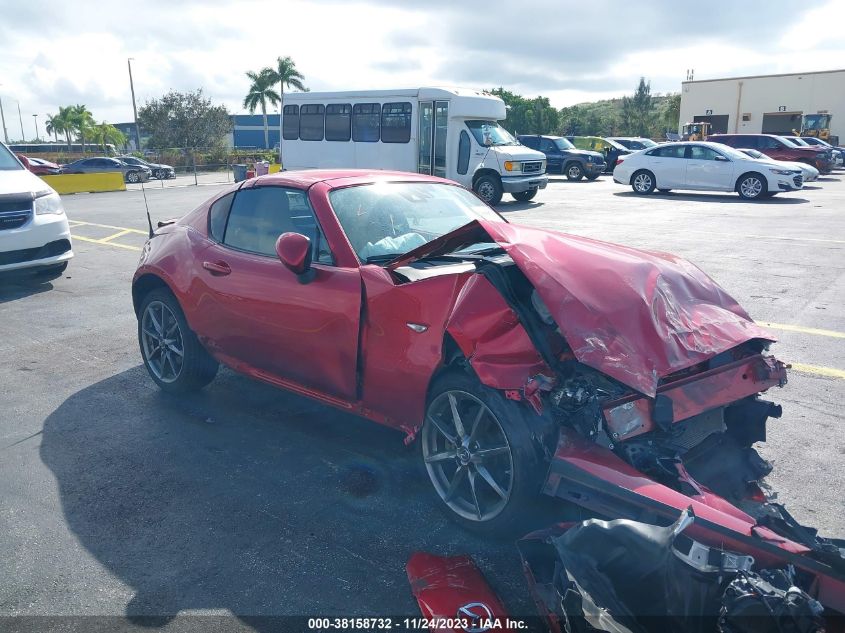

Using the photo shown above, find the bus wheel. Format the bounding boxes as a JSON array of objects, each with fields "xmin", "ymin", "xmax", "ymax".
[{"xmin": 474, "ymin": 175, "xmax": 503, "ymax": 206}]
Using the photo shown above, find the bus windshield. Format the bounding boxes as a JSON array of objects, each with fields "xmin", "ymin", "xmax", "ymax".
[{"xmin": 465, "ymin": 120, "xmax": 519, "ymax": 147}]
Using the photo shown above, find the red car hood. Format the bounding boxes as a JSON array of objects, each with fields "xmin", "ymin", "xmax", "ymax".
[{"xmin": 390, "ymin": 220, "xmax": 775, "ymax": 396}]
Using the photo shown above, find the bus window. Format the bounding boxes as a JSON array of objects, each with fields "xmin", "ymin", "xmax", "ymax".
[
  {"xmin": 381, "ymin": 102, "xmax": 412, "ymax": 143},
  {"xmin": 325, "ymin": 104, "xmax": 352, "ymax": 142},
  {"xmin": 352, "ymin": 103, "xmax": 380, "ymax": 142},
  {"xmin": 283, "ymin": 105, "xmax": 300, "ymax": 140},
  {"xmin": 299, "ymin": 105, "xmax": 325, "ymax": 141}
]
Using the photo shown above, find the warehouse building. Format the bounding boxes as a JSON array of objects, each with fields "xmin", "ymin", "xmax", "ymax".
[
  {"xmin": 228, "ymin": 114, "xmax": 280, "ymax": 149},
  {"xmin": 679, "ymin": 68, "xmax": 845, "ymax": 139}
]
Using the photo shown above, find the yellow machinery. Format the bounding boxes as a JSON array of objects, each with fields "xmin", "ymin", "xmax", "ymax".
[
  {"xmin": 794, "ymin": 113, "xmax": 833, "ymax": 141},
  {"xmin": 681, "ymin": 121, "xmax": 710, "ymax": 141}
]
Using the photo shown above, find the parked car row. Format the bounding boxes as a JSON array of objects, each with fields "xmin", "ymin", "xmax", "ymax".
[{"xmin": 15, "ymin": 153, "xmax": 176, "ymax": 183}]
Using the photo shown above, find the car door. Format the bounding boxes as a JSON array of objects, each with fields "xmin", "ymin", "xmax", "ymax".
[
  {"xmin": 684, "ymin": 145, "xmax": 735, "ymax": 190},
  {"xmin": 192, "ymin": 185, "xmax": 362, "ymax": 400},
  {"xmin": 645, "ymin": 145, "xmax": 686, "ymax": 187},
  {"xmin": 538, "ymin": 137, "xmax": 562, "ymax": 173}
]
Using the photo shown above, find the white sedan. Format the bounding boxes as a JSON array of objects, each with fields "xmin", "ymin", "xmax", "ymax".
[
  {"xmin": 737, "ymin": 148, "xmax": 819, "ymax": 182},
  {"xmin": 613, "ymin": 141, "xmax": 804, "ymax": 200}
]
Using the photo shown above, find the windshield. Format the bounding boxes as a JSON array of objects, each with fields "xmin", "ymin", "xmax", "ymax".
[
  {"xmin": 712, "ymin": 143, "xmax": 756, "ymax": 161},
  {"xmin": 553, "ymin": 138, "xmax": 575, "ymax": 151},
  {"xmin": 741, "ymin": 149, "xmax": 765, "ymax": 159},
  {"xmin": 465, "ymin": 120, "xmax": 519, "ymax": 147},
  {"xmin": 0, "ymin": 143, "xmax": 24, "ymax": 171},
  {"xmin": 778, "ymin": 136, "xmax": 800, "ymax": 148},
  {"xmin": 638, "ymin": 138, "xmax": 658, "ymax": 148},
  {"xmin": 329, "ymin": 182, "xmax": 502, "ymax": 262},
  {"xmin": 787, "ymin": 137, "xmax": 810, "ymax": 146},
  {"xmin": 803, "ymin": 114, "xmax": 830, "ymax": 130}
]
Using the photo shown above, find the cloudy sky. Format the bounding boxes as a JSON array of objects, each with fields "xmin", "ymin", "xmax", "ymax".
[{"xmin": 1, "ymin": 0, "xmax": 843, "ymax": 139}]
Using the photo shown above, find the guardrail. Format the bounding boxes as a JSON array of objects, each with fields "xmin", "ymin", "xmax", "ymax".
[{"xmin": 40, "ymin": 173, "xmax": 127, "ymax": 194}]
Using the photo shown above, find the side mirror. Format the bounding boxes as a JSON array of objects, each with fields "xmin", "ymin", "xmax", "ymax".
[{"xmin": 275, "ymin": 232, "xmax": 315, "ymax": 284}]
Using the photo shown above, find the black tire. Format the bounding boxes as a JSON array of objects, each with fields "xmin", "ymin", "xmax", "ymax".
[
  {"xmin": 155, "ymin": 169, "xmax": 165, "ymax": 180},
  {"xmin": 36, "ymin": 261, "xmax": 68, "ymax": 280},
  {"xmin": 126, "ymin": 170, "xmax": 140, "ymax": 184},
  {"xmin": 138, "ymin": 288, "xmax": 218, "ymax": 393},
  {"xmin": 631, "ymin": 170, "xmax": 656, "ymax": 195},
  {"xmin": 512, "ymin": 188, "xmax": 538, "ymax": 202},
  {"xmin": 565, "ymin": 162, "xmax": 584, "ymax": 181},
  {"xmin": 736, "ymin": 172, "xmax": 766, "ymax": 200},
  {"xmin": 420, "ymin": 370, "xmax": 550, "ymax": 536},
  {"xmin": 658, "ymin": 188, "xmax": 671, "ymax": 193},
  {"xmin": 585, "ymin": 174, "xmax": 600, "ymax": 181},
  {"xmin": 473, "ymin": 174, "xmax": 503, "ymax": 206}
]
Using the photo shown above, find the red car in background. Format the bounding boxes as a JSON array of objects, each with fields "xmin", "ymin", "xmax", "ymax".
[
  {"xmin": 131, "ymin": 170, "xmax": 844, "ymax": 614},
  {"xmin": 709, "ymin": 133, "xmax": 834, "ymax": 173},
  {"xmin": 15, "ymin": 153, "xmax": 62, "ymax": 175}
]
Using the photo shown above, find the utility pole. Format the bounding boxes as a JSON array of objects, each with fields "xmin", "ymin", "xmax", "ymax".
[
  {"xmin": 127, "ymin": 58, "xmax": 141, "ymax": 151},
  {"xmin": 0, "ymin": 94, "xmax": 8, "ymax": 143},
  {"xmin": 32, "ymin": 114, "xmax": 39, "ymax": 141},
  {"xmin": 17, "ymin": 102, "xmax": 25, "ymax": 141}
]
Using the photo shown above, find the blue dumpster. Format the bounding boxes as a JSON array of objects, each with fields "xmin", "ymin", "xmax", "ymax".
[{"xmin": 233, "ymin": 164, "xmax": 248, "ymax": 182}]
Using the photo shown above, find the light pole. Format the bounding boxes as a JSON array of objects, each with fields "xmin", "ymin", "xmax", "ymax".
[
  {"xmin": 17, "ymin": 101, "xmax": 25, "ymax": 141},
  {"xmin": 0, "ymin": 94, "xmax": 8, "ymax": 143},
  {"xmin": 32, "ymin": 114, "xmax": 39, "ymax": 141},
  {"xmin": 127, "ymin": 58, "xmax": 141, "ymax": 151}
]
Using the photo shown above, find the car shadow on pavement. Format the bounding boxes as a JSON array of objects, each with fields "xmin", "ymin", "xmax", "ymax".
[
  {"xmin": 495, "ymin": 200, "xmax": 543, "ymax": 213},
  {"xmin": 612, "ymin": 191, "xmax": 809, "ymax": 204},
  {"xmin": 0, "ymin": 274, "xmax": 60, "ymax": 305},
  {"xmin": 40, "ymin": 366, "xmax": 565, "ymax": 628}
]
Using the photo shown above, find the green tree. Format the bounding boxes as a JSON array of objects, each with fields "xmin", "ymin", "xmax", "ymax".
[
  {"xmin": 138, "ymin": 89, "xmax": 233, "ymax": 152},
  {"xmin": 45, "ymin": 113, "xmax": 63, "ymax": 142},
  {"xmin": 243, "ymin": 67, "xmax": 280, "ymax": 149},
  {"xmin": 489, "ymin": 88, "xmax": 558, "ymax": 135},
  {"xmin": 662, "ymin": 93, "xmax": 681, "ymax": 134},
  {"xmin": 50, "ymin": 106, "xmax": 75, "ymax": 150},
  {"xmin": 69, "ymin": 104, "xmax": 95, "ymax": 151},
  {"xmin": 270, "ymin": 56, "xmax": 306, "ymax": 162},
  {"xmin": 89, "ymin": 122, "xmax": 127, "ymax": 152},
  {"xmin": 620, "ymin": 77, "xmax": 654, "ymax": 136}
]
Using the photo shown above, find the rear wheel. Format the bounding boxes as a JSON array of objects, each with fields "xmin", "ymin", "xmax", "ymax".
[
  {"xmin": 512, "ymin": 188, "xmax": 538, "ymax": 202},
  {"xmin": 126, "ymin": 170, "xmax": 140, "ymax": 183},
  {"xmin": 474, "ymin": 174, "xmax": 503, "ymax": 206},
  {"xmin": 155, "ymin": 169, "xmax": 166, "ymax": 179},
  {"xmin": 421, "ymin": 371, "xmax": 547, "ymax": 535},
  {"xmin": 565, "ymin": 162, "xmax": 584, "ymax": 181},
  {"xmin": 138, "ymin": 288, "xmax": 218, "ymax": 393},
  {"xmin": 585, "ymin": 173, "xmax": 600, "ymax": 181},
  {"xmin": 737, "ymin": 173, "xmax": 765, "ymax": 200},
  {"xmin": 631, "ymin": 170, "xmax": 656, "ymax": 194}
]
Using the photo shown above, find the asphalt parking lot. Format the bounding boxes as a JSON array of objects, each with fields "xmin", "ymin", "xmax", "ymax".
[{"xmin": 1, "ymin": 172, "xmax": 843, "ymax": 629}]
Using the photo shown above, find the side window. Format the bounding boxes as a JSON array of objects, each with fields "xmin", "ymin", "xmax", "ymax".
[
  {"xmin": 457, "ymin": 130, "xmax": 470, "ymax": 175},
  {"xmin": 520, "ymin": 136, "xmax": 538, "ymax": 149},
  {"xmin": 760, "ymin": 136, "xmax": 781, "ymax": 150},
  {"xmin": 539, "ymin": 139, "xmax": 556, "ymax": 153},
  {"xmin": 325, "ymin": 104, "xmax": 352, "ymax": 142},
  {"xmin": 222, "ymin": 187, "xmax": 333, "ymax": 264},
  {"xmin": 651, "ymin": 145, "xmax": 685, "ymax": 158},
  {"xmin": 208, "ymin": 192, "xmax": 235, "ymax": 242},
  {"xmin": 299, "ymin": 104, "xmax": 325, "ymax": 141},
  {"xmin": 688, "ymin": 146, "xmax": 719, "ymax": 160},
  {"xmin": 381, "ymin": 102, "xmax": 412, "ymax": 143},
  {"xmin": 738, "ymin": 136, "xmax": 758, "ymax": 149},
  {"xmin": 352, "ymin": 103, "xmax": 380, "ymax": 142},
  {"xmin": 282, "ymin": 105, "xmax": 299, "ymax": 140}
]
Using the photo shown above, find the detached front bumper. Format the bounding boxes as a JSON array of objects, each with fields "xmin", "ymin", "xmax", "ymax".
[
  {"xmin": 0, "ymin": 211, "xmax": 74, "ymax": 273},
  {"xmin": 501, "ymin": 174, "xmax": 548, "ymax": 193}
]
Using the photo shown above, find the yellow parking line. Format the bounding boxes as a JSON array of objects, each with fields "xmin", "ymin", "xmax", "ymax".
[
  {"xmin": 99, "ymin": 229, "xmax": 135, "ymax": 243},
  {"xmin": 762, "ymin": 322, "xmax": 845, "ymax": 339},
  {"xmin": 69, "ymin": 220, "xmax": 148, "ymax": 235},
  {"xmin": 789, "ymin": 363, "xmax": 845, "ymax": 380},
  {"xmin": 72, "ymin": 234, "xmax": 141, "ymax": 251}
]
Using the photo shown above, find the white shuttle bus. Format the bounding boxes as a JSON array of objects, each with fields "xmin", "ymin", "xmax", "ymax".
[{"xmin": 281, "ymin": 87, "xmax": 548, "ymax": 205}]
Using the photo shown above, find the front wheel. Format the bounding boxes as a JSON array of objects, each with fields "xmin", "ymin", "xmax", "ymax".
[
  {"xmin": 138, "ymin": 288, "xmax": 219, "ymax": 393},
  {"xmin": 126, "ymin": 170, "xmax": 140, "ymax": 183},
  {"xmin": 585, "ymin": 173, "xmax": 600, "ymax": 181},
  {"xmin": 512, "ymin": 188, "xmax": 538, "ymax": 202},
  {"xmin": 474, "ymin": 174, "xmax": 503, "ymax": 206},
  {"xmin": 631, "ymin": 170, "xmax": 655, "ymax": 194},
  {"xmin": 565, "ymin": 162, "xmax": 584, "ymax": 181},
  {"xmin": 737, "ymin": 173, "xmax": 766, "ymax": 200},
  {"xmin": 420, "ymin": 371, "xmax": 547, "ymax": 535}
]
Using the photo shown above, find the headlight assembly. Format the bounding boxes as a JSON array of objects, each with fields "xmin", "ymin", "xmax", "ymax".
[{"xmin": 34, "ymin": 191, "xmax": 65, "ymax": 215}]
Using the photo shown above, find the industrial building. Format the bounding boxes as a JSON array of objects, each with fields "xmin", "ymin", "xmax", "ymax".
[
  {"xmin": 228, "ymin": 114, "xmax": 280, "ymax": 149},
  {"xmin": 679, "ymin": 68, "xmax": 845, "ymax": 138}
]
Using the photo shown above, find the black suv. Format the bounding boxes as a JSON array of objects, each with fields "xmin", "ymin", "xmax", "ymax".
[{"xmin": 518, "ymin": 135, "xmax": 606, "ymax": 180}]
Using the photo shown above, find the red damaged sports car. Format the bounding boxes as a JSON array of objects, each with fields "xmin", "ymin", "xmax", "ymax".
[{"xmin": 132, "ymin": 170, "xmax": 844, "ymax": 611}]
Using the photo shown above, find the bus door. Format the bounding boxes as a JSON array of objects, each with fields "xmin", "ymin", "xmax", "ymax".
[{"xmin": 418, "ymin": 100, "xmax": 449, "ymax": 178}]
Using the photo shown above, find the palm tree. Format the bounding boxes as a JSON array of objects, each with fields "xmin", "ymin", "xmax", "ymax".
[
  {"xmin": 45, "ymin": 113, "xmax": 63, "ymax": 142},
  {"xmin": 243, "ymin": 68, "xmax": 280, "ymax": 149},
  {"xmin": 270, "ymin": 56, "xmax": 306, "ymax": 162},
  {"xmin": 89, "ymin": 122, "xmax": 127, "ymax": 153},
  {"xmin": 51, "ymin": 106, "xmax": 75, "ymax": 150},
  {"xmin": 69, "ymin": 104, "xmax": 95, "ymax": 153}
]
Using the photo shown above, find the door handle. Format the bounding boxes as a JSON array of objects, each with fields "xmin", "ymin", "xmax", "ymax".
[{"xmin": 202, "ymin": 261, "xmax": 231, "ymax": 276}]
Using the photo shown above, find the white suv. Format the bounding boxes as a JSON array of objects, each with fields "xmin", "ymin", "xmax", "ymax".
[{"xmin": 0, "ymin": 143, "xmax": 73, "ymax": 277}]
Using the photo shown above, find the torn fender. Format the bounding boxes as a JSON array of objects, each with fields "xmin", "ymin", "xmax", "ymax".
[
  {"xmin": 406, "ymin": 552, "xmax": 512, "ymax": 633},
  {"xmin": 445, "ymin": 273, "xmax": 550, "ymax": 390},
  {"xmin": 480, "ymin": 220, "xmax": 776, "ymax": 397}
]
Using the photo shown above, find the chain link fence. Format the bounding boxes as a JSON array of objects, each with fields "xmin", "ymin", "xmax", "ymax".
[{"xmin": 130, "ymin": 146, "xmax": 279, "ymax": 188}]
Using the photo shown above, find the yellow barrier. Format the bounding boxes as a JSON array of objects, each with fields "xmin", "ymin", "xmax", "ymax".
[
  {"xmin": 268, "ymin": 163, "xmax": 282, "ymax": 174},
  {"xmin": 40, "ymin": 172, "xmax": 127, "ymax": 194}
]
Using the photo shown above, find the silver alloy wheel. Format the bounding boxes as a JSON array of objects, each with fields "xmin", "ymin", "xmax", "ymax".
[
  {"xmin": 423, "ymin": 390, "xmax": 514, "ymax": 522},
  {"xmin": 567, "ymin": 164, "xmax": 582, "ymax": 178},
  {"xmin": 476, "ymin": 181, "xmax": 495, "ymax": 203},
  {"xmin": 140, "ymin": 300, "xmax": 185, "ymax": 383},
  {"xmin": 127, "ymin": 170, "xmax": 140, "ymax": 183},
  {"xmin": 633, "ymin": 172, "xmax": 652, "ymax": 192},
  {"xmin": 740, "ymin": 176, "xmax": 763, "ymax": 198}
]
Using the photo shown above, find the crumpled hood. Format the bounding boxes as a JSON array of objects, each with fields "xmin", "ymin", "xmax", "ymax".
[{"xmin": 479, "ymin": 220, "xmax": 775, "ymax": 396}]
